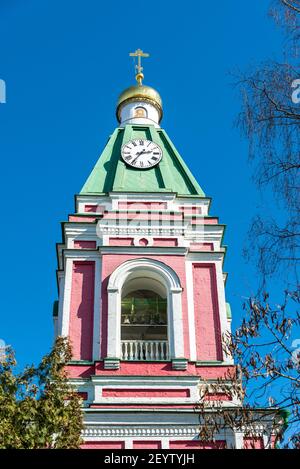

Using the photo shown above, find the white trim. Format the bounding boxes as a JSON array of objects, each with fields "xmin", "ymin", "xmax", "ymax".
[
  {"xmin": 61, "ymin": 258, "xmax": 73, "ymax": 337},
  {"xmin": 57, "ymin": 273, "xmax": 65, "ymax": 336},
  {"xmin": 215, "ymin": 261, "xmax": 233, "ymax": 364},
  {"xmin": 106, "ymin": 258, "xmax": 185, "ymax": 360},
  {"xmin": 92, "ymin": 258, "xmax": 101, "ymax": 360},
  {"xmin": 233, "ymin": 431, "xmax": 244, "ymax": 449},
  {"xmin": 185, "ymin": 261, "xmax": 197, "ymax": 361},
  {"xmin": 133, "ymin": 236, "xmax": 154, "ymax": 247},
  {"xmin": 89, "ymin": 375, "xmax": 199, "ymax": 405}
]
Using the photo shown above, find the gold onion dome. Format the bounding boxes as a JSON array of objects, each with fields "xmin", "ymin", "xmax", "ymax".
[{"xmin": 116, "ymin": 84, "xmax": 163, "ymax": 123}]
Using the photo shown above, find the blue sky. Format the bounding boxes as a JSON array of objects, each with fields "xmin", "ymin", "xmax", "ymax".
[{"xmin": 0, "ymin": 0, "xmax": 285, "ymax": 369}]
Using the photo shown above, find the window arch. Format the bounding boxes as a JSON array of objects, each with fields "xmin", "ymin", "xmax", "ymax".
[
  {"xmin": 134, "ymin": 106, "xmax": 148, "ymax": 118},
  {"xmin": 106, "ymin": 258, "xmax": 184, "ymax": 363}
]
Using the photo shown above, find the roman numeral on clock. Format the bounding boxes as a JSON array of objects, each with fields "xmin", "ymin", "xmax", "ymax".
[{"xmin": 121, "ymin": 140, "xmax": 162, "ymax": 168}]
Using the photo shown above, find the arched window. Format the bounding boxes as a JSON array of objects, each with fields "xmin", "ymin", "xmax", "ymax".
[
  {"xmin": 121, "ymin": 275, "xmax": 168, "ymax": 360},
  {"xmin": 134, "ymin": 106, "xmax": 147, "ymax": 118},
  {"xmin": 106, "ymin": 258, "xmax": 184, "ymax": 366},
  {"xmin": 121, "ymin": 289, "xmax": 167, "ymax": 341}
]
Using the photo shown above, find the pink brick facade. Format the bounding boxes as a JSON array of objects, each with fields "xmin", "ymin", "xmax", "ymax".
[
  {"xmin": 69, "ymin": 261, "xmax": 95, "ymax": 361},
  {"xmin": 55, "ymin": 193, "xmax": 277, "ymax": 448},
  {"xmin": 192, "ymin": 264, "xmax": 223, "ymax": 361}
]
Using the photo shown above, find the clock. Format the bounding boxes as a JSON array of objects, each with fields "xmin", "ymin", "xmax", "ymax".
[{"xmin": 121, "ymin": 139, "xmax": 163, "ymax": 169}]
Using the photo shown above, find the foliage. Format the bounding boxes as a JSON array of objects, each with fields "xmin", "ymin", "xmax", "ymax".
[
  {"xmin": 195, "ymin": 0, "xmax": 300, "ymax": 448},
  {"xmin": 225, "ymin": 292, "xmax": 300, "ymax": 448},
  {"xmin": 236, "ymin": 1, "xmax": 300, "ymax": 287},
  {"xmin": 0, "ymin": 336, "xmax": 83, "ymax": 449}
]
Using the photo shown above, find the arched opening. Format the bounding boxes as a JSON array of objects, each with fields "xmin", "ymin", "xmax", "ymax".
[
  {"xmin": 134, "ymin": 106, "xmax": 147, "ymax": 118},
  {"xmin": 121, "ymin": 290, "xmax": 167, "ymax": 339},
  {"xmin": 106, "ymin": 258, "xmax": 184, "ymax": 364},
  {"xmin": 121, "ymin": 276, "xmax": 168, "ymax": 360}
]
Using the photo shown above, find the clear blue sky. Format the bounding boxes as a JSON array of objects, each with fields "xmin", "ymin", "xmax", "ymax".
[{"xmin": 0, "ymin": 0, "xmax": 284, "ymax": 369}]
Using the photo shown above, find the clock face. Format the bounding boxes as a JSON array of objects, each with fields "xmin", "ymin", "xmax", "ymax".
[{"xmin": 121, "ymin": 139, "xmax": 163, "ymax": 169}]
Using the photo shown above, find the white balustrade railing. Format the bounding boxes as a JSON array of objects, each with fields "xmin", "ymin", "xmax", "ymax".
[{"xmin": 121, "ymin": 340, "xmax": 169, "ymax": 361}]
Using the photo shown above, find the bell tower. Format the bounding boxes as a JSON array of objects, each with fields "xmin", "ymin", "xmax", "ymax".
[{"xmin": 54, "ymin": 51, "xmax": 280, "ymax": 449}]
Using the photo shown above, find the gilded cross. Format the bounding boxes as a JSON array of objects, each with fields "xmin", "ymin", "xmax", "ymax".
[{"xmin": 129, "ymin": 49, "xmax": 149, "ymax": 84}]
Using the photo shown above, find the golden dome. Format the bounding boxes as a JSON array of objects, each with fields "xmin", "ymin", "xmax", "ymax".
[{"xmin": 116, "ymin": 84, "xmax": 163, "ymax": 123}]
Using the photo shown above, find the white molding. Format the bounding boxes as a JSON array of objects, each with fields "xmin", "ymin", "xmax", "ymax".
[
  {"xmin": 214, "ymin": 261, "xmax": 233, "ymax": 364},
  {"xmin": 125, "ymin": 440, "xmax": 133, "ymax": 449},
  {"xmin": 109, "ymin": 192, "xmax": 176, "ymax": 201},
  {"xmin": 185, "ymin": 261, "xmax": 197, "ymax": 361},
  {"xmin": 133, "ymin": 236, "xmax": 154, "ymax": 247},
  {"xmin": 57, "ymin": 273, "xmax": 65, "ymax": 336},
  {"xmin": 62, "ymin": 251, "xmax": 101, "ymax": 261},
  {"xmin": 61, "ymin": 258, "xmax": 73, "ymax": 337},
  {"xmin": 92, "ymin": 258, "xmax": 101, "ymax": 361},
  {"xmin": 82, "ymin": 426, "xmax": 200, "ymax": 438},
  {"xmin": 90, "ymin": 376, "xmax": 200, "ymax": 386},
  {"xmin": 106, "ymin": 258, "xmax": 185, "ymax": 360}
]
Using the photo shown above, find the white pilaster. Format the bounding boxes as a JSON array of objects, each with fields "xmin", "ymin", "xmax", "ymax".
[
  {"xmin": 161, "ymin": 438, "xmax": 169, "ymax": 449},
  {"xmin": 185, "ymin": 261, "xmax": 197, "ymax": 361},
  {"xmin": 61, "ymin": 258, "xmax": 73, "ymax": 337},
  {"xmin": 107, "ymin": 288, "xmax": 121, "ymax": 359},
  {"xmin": 92, "ymin": 258, "xmax": 101, "ymax": 361},
  {"xmin": 170, "ymin": 288, "xmax": 185, "ymax": 358},
  {"xmin": 125, "ymin": 440, "xmax": 133, "ymax": 449},
  {"xmin": 233, "ymin": 431, "xmax": 244, "ymax": 449}
]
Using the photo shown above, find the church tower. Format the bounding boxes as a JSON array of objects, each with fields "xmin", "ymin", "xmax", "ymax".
[{"xmin": 54, "ymin": 50, "xmax": 279, "ymax": 449}]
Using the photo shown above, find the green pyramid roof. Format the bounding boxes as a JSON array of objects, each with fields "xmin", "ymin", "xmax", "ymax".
[{"xmin": 80, "ymin": 125, "xmax": 205, "ymax": 196}]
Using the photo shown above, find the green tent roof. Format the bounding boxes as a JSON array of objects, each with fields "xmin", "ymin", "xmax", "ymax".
[{"xmin": 80, "ymin": 125, "xmax": 205, "ymax": 196}]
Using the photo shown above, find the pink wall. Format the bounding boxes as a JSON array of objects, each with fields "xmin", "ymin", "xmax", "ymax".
[
  {"xmin": 169, "ymin": 440, "xmax": 226, "ymax": 449},
  {"xmin": 190, "ymin": 243, "xmax": 213, "ymax": 251},
  {"xmin": 69, "ymin": 215, "xmax": 96, "ymax": 222},
  {"xmin": 109, "ymin": 237, "xmax": 133, "ymax": 246},
  {"xmin": 192, "ymin": 264, "xmax": 223, "ymax": 361},
  {"xmin": 102, "ymin": 388, "xmax": 190, "ymax": 398},
  {"xmin": 81, "ymin": 441, "xmax": 125, "ymax": 449},
  {"xmin": 179, "ymin": 206, "xmax": 201, "ymax": 215},
  {"xmin": 74, "ymin": 240, "xmax": 97, "ymax": 249},
  {"xmin": 153, "ymin": 238, "xmax": 178, "ymax": 247},
  {"xmin": 191, "ymin": 218, "xmax": 218, "ymax": 225},
  {"xmin": 243, "ymin": 437, "xmax": 264, "ymax": 449},
  {"xmin": 69, "ymin": 261, "xmax": 95, "ymax": 360},
  {"xmin": 100, "ymin": 254, "xmax": 190, "ymax": 359},
  {"xmin": 66, "ymin": 362, "xmax": 236, "ymax": 379},
  {"xmin": 84, "ymin": 205, "xmax": 104, "ymax": 213},
  {"xmin": 103, "ymin": 212, "xmax": 182, "ymax": 221},
  {"xmin": 133, "ymin": 441, "xmax": 162, "ymax": 449}
]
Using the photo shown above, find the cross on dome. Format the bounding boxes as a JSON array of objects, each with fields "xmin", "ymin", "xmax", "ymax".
[{"xmin": 129, "ymin": 48, "xmax": 149, "ymax": 85}]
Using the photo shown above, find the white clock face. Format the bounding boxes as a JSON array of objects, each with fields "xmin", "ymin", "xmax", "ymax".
[{"xmin": 121, "ymin": 139, "xmax": 163, "ymax": 169}]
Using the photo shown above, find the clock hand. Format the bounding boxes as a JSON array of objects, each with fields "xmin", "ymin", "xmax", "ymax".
[
  {"xmin": 133, "ymin": 149, "xmax": 148, "ymax": 161},
  {"xmin": 131, "ymin": 153, "xmax": 143, "ymax": 165},
  {"xmin": 131, "ymin": 149, "xmax": 154, "ymax": 166}
]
